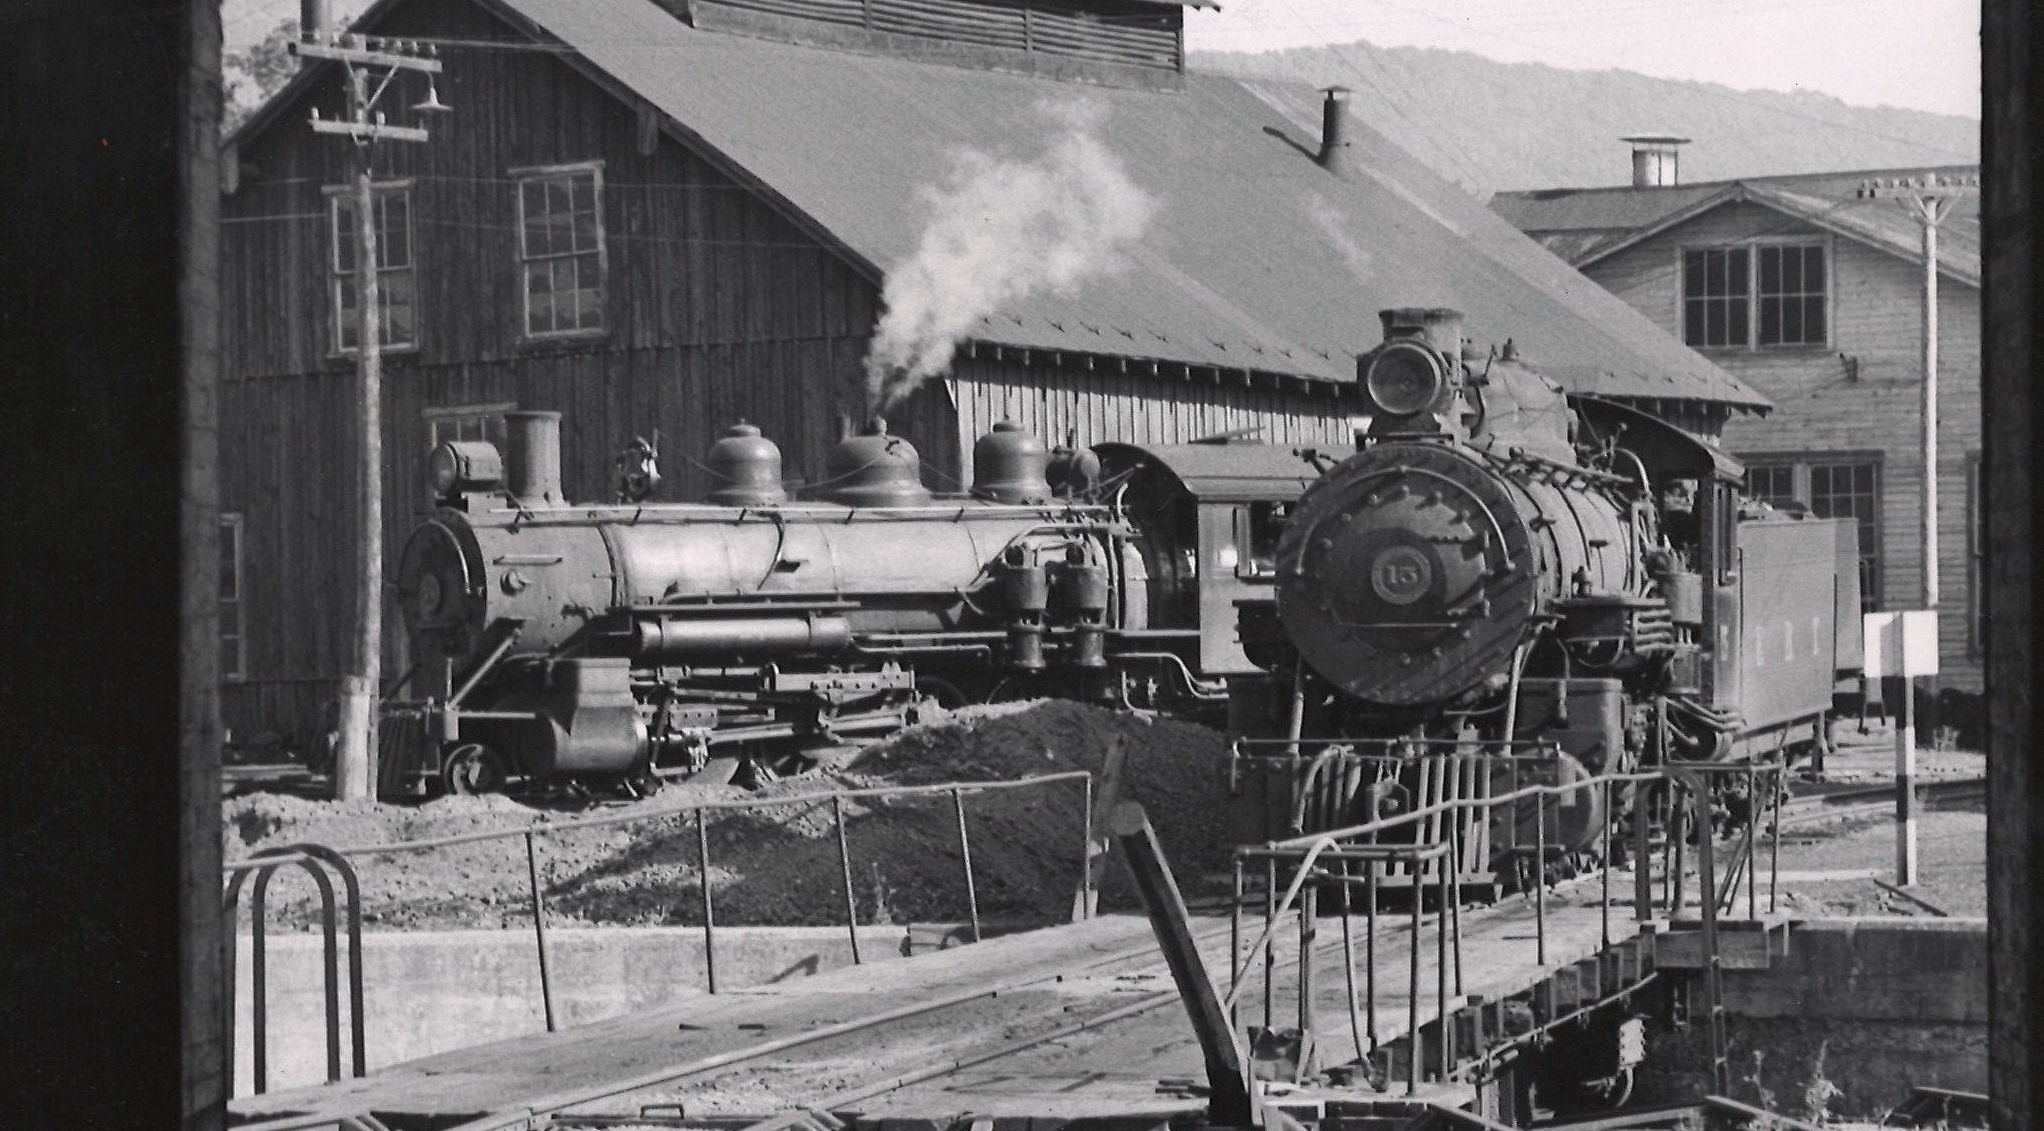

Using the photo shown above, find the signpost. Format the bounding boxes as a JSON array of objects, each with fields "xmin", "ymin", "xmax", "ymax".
[{"xmin": 1864, "ymin": 610, "xmax": 1940, "ymax": 884}]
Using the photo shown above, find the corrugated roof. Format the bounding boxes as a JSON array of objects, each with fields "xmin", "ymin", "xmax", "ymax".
[
  {"xmin": 1491, "ymin": 165, "xmax": 1980, "ymax": 284},
  {"xmin": 272, "ymin": 0, "xmax": 1771, "ymax": 410}
]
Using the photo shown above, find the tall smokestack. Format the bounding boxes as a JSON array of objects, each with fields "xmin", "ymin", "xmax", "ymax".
[
  {"xmin": 504, "ymin": 410, "xmax": 566, "ymax": 506},
  {"xmin": 1622, "ymin": 134, "xmax": 1690, "ymax": 187},
  {"xmin": 1317, "ymin": 87, "xmax": 1353, "ymax": 177},
  {"xmin": 300, "ymin": 0, "xmax": 327, "ymax": 37}
]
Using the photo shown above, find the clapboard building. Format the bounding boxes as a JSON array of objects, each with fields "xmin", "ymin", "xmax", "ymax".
[
  {"xmin": 1492, "ymin": 145, "xmax": 1982, "ymax": 694},
  {"xmin": 219, "ymin": 0, "xmax": 1766, "ymax": 750}
]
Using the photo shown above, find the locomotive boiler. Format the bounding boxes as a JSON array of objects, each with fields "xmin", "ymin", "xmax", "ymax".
[
  {"xmin": 386, "ymin": 411, "xmax": 1155, "ymax": 795},
  {"xmin": 1228, "ymin": 307, "xmax": 1862, "ymax": 877}
]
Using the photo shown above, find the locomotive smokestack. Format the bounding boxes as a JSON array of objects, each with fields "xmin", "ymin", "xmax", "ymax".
[
  {"xmin": 1317, "ymin": 87, "xmax": 1353, "ymax": 177},
  {"xmin": 504, "ymin": 410, "xmax": 566, "ymax": 506},
  {"xmin": 300, "ymin": 0, "xmax": 326, "ymax": 37},
  {"xmin": 1378, "ymin": 307, "xmax": 1465, "ymax": 358},
  {"xmin": 1621, "ymin": 134, "xmax": 1689, "ymax": 187}
]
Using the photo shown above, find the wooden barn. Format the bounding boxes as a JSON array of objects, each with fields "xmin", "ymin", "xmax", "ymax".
[{"xmin": 218, "ymin": 0, "xmax": 1767, "ymax": 751}]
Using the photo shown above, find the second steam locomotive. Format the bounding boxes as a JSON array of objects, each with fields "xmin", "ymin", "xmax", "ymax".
[{"xmin": 384, "ymin": 407, "xmax": 1324, "ymax": 795}]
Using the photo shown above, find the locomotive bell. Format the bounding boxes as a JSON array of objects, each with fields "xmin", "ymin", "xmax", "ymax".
[
  {"xmin": 704, "ymin": 421, "xmax": 788, "ymax": 506},
  {"xmin": 971, "ymin": 420, "xmax": 1053, "ymax": 504},
  {"xmin": 818, "ymin": 418, "xmax": 933, "ymax": 507}
]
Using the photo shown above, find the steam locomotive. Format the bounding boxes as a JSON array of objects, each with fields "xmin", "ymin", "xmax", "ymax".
[
  {"xmin": 1224, "ymin": 307, "xmax": 1861, "ymax": 873},
  {"xmin": 382, "ymin": 407, "xmax": 1332, "ymax": 796}
]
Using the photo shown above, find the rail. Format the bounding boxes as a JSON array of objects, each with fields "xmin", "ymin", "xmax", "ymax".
[
  {"xmin": 1225, "ymin": 745, "xmax": 1791, "ymax": 1097},
  {"xmin": 221, "ymin": 770, "xmax": 1093, "ymax": 1095}
]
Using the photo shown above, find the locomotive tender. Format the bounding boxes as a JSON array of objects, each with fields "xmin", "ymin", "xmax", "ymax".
[{"xmin": 1226, "ymin": 307, "xmax": 1862, "ymax": 870}]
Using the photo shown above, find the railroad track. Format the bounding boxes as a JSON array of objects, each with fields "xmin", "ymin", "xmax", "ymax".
[
  {"xmin": 1777, "ymin": 775, "xmax": 1985, "ymax": 830},
  {"xmin": 452, "ymin": 899, "xmax": 1424, "ymax": 1131}
]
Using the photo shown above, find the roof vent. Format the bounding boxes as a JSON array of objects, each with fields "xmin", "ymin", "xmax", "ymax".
[
  {"xmin": 1621, "ymin": 134, "xmax": 1690, "ymax": 188},
  {"xmin": 1317, "ymin": 87, "xmax": 1353, "ymax": 177}
]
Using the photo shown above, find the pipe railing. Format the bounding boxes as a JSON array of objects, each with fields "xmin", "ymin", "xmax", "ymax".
[
  {"xmin": 221, "ymin": 770, "xmax": 1094, "ymax": 1094},
  {"xmin": 1224, "ymin": 753, "xmax": 1790, "ymax": 1096}
]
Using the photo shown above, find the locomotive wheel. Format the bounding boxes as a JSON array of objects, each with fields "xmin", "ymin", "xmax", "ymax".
[{"xmin": 440, "ymin": 743, "xmax": 508, "ymax": 796}]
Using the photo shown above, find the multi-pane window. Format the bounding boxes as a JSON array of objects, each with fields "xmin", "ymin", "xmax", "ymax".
[
  {"xmin": 1743, "ymin": 464, "xmax": 1797, "ymax": 509},
  {"xmin": 328, "ymin": 185, "xmax": 417, "ymax": 353},
  {"xmin": 220, "ymin": 513, "xmax": 245, "ymax": 681},
  {"xmin": 1682, "ymin": 242, "xmax": 1827, "ymax": 350},
  {"xmin": 1682, "ymin": 248, "xmax": 1749, "ymax": 348},
  {"xmin": 1741, "ymin": 455, "xmax": 1881, "ymax": 610},
  {"xmin": 425, "ymin": 403, "xmax": 514, "ymax": 448},
  {"xmin": 516, "ymin": 165, "xmax": 605, "ymax": 337},
  {"xmin": 1756, "ymin": 244, "xmax": 1827, "ymax": 346}
]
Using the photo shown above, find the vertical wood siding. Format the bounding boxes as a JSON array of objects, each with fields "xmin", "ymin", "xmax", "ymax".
[{"xmin": 217, "ymin": 0, "xmax": 1343, "ymax": 743}]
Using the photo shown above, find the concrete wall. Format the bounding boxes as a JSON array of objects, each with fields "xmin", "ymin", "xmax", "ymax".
[
  {"xmin": 1639, "ymin": 918, "xmax": 1987, "ymax": 1120},
  {"xmin": 230, "ymin": 923, "xmax": 964, "ymax": 1096}
]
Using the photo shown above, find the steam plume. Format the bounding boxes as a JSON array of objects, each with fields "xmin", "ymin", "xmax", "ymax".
[
  {"xmin": 863, "ymin": 101, "xmax": 1157, "ymax": 416},
  {"xmin": 1308, "ymin": 194, "xmax": 1374, "ymax": 283}
]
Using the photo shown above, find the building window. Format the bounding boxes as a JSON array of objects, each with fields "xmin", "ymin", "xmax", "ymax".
[
  {"xmin": 425, "ymin": 403, "xmax": 514, "ymax": 448},
  {"xmin": 328, "ymin": 184, "xmax": 417, "ymax": 354},
  {"xmin": 1682, "ymin": 242, "xmax": 1827, "ymax": 349},
  {"xmin": 220, "ymin": 513, "xmax": 245, "ymax": 681},
  {"xmin": 1682, "ymin": 248, "xmax": 1748, "ymax": 348},
  {"xmin": 515, "ymin": 164, "xmax": 605, "ymax": 338},
  {"xmin": 1741, "ymin": 454, "xmax": 1881, "ymax": 610}
]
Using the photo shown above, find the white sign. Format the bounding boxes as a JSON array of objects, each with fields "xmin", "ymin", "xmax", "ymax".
[{"xmin": 1862, "ymin": 610, "xmax": 1940, "ymax": 678}]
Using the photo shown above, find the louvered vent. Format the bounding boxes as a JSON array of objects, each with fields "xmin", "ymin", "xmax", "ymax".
[{"xmin": 686, "ymin": 0, "xmax": 1189, "ymax": 85}]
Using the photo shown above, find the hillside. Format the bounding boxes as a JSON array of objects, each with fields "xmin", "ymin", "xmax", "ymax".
[{"xmin": 1192, "ymin": 41, "xmax": 1978, "ymax": 195}]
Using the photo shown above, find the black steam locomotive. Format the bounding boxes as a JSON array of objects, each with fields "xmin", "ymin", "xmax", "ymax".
[
  {"xmin": 382, "ymin": 407, "xmax": 1331, "ymax": 796},
  {"xmin": 1225, "ymin": 307, "xmax": 1861, "ymax": 871}
]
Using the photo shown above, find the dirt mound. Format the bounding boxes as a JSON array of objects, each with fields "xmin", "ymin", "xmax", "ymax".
[{"xmin": 226, "ymin": 700, "xmax": 1231, "ymax": 931}]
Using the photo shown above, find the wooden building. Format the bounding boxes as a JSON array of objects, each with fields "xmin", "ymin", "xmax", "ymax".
[
  {"xmin": 1493, "ymin": 151, "xmax": 1983, "ymax": 695},
  {"xmin": 219, "ymin": 0, "xmax": 1766, "ymax": 751}
]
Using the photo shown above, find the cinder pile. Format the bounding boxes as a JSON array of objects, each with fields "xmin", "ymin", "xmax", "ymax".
[{"xmin": 223, "ymin": 700, "xmax": 1233, "ymax": 931}]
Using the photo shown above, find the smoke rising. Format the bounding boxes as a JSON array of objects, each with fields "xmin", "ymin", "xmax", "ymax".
[
  {"xmin": 863, "ymin": 101, "xmax": 1157, "ymax": 416},
  {"xmin": 1308, "ymin": 194, "xmax": 1374, "ymax": 283}
]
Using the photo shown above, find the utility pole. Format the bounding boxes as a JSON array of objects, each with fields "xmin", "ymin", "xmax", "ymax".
[
  {"xmin": 292, "ymin": 22, "xmax": 446, "ymax": 799},
  {"xmin": 1857, "ymin": 172, "xmax": 1976, "ymax": 883}
]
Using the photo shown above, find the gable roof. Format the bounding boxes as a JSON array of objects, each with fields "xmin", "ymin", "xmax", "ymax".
[
  {"xmin": 236, "ymin": 0, "xmax": 1771, "ymax": 411},
  {"xmin": 1491, "ymin": 165, "xmax": 1980, "ymax": 286}
]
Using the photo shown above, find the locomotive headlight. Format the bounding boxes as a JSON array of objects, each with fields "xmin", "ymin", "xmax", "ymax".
[
  {"xmin": 428, "ymin": 440, "xmax": 504, "ymax": 498},
  {"xmin": 1364, "ymin": 342, "xmax": 1447, "ymax": 416}
]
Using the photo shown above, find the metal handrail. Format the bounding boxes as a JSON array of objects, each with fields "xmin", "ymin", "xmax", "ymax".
[
  {"xmin": 1223, "ymin": 756, "xmax": 1792, "ymax": 1097},
  {"xmin": 223, "ymin": 844, "xmax": 366, "ymax": 1096}
]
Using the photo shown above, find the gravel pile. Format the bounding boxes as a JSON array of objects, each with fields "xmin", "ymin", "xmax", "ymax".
[{"xmin": 224, "ymin": 700, "xmax": 1232, "ymax": 931}]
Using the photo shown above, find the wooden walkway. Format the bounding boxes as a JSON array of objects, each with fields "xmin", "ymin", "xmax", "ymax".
[{"xmin": 229, "ymin": 873, "xmax": 1700, "ymax": 1130}]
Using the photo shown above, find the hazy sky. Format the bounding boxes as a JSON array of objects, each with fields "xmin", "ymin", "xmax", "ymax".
[{"xmin": 1182, "ymin": 0, "xmax": 1981, "ymax": 119}]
